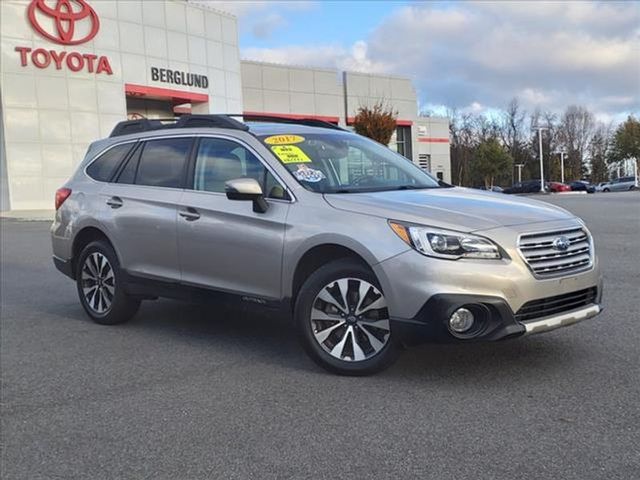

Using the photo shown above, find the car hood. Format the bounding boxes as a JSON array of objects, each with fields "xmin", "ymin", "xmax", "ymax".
[{"xmin": 323, "ymin": 187, "xmax": 575, "ymax": 232}]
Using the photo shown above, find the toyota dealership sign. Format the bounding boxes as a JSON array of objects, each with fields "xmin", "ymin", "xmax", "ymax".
[{"xmin": 15, "ymin": 0, "xmax": 112, "ymax": 74}]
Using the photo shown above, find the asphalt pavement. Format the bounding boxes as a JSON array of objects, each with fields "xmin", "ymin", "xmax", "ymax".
[{"xmin": 1, "ymin": 192, "xmax": 639, "ymax": 479}]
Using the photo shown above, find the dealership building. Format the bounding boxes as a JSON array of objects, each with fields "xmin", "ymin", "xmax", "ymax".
[{"xmin": 0, "ymin": 0, "xmax": 450, "ymax": 211}]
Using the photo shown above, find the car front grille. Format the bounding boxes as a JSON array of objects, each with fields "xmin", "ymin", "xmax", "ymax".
[
  {"xmin": 515, "ymin": 287, "xmax": 598, "ymax": 323},
  {"xmin": 518, "ymin": 227, "xmax": 592, "ymax": 277}
]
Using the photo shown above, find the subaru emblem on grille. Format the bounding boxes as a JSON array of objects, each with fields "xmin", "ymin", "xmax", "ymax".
[{"xmin": 552, "ymin": 236, "xmax": 570, "ymax": 251}]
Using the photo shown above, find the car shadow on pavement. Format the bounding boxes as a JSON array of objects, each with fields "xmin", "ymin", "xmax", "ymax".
[
  {"xmin": 122, "ymin": 298, "xmax": 589, "ymax": 380},
  {"xmin": 34, "ymin": 295, "xmax": 591, "ymax": 382}
]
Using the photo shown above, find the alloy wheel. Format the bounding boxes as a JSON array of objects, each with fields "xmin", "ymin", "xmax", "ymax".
[
  {"xmin": 81, "ymin": 252, "xmax": 115, "ymax": 314},
  {"xmin": 310, "ymin": 278, "xmax": 390, "ymax": 362}
]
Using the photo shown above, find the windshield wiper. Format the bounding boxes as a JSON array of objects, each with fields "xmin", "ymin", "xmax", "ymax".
[{"xmin": 393, "ymin": 185, "xmax": 439, "ymax": 190}]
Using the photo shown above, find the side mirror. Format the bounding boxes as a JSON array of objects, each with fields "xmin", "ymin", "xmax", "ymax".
[{"xmin": 225, "ymin": 178, "xmax": 269, "ymax": 213}]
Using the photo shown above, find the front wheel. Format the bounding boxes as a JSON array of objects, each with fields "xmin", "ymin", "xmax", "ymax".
[
  {"xmin": 76, "ymin": 240, "xmax": 140, "ymax": 325},
  {"xmin": 295, "ymin": 260, "xmax": 400, "ymax": 375},
  {"xmin": 603, "ymin": 188, "xmax": 610, "ymax": 192}
]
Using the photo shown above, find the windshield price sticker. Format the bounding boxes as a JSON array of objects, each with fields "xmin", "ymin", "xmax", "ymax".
[
  {"xmin": 271, "ymin": 145, "xmax": 312, "ymax": 164},
  {"xmin": 264, "ymin": 135, "xmax": 306, "ymax": 145}
]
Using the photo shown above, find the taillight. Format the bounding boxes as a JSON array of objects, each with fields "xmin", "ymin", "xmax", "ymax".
[{"xmin": 55, "ymin": 187, "xmax": 72, "ymax": 210}]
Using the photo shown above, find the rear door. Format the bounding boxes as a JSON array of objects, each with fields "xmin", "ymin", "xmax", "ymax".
[
  {"xmin": 177, "ymin": 136, "xmax": 291, "ymax": 301},
  {"xmin": 101, "ymin": 136, "xmax": 193, "ymax": 281}
]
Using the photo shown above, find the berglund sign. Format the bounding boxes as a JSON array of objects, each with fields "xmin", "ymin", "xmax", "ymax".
[{"xmin": 15, "ymin": 0, "xmax": 112, "ymax": 75}]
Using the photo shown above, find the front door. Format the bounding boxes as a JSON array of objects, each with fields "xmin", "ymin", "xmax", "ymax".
[{"xmin": 177, "ymin": 136, "xmax": 291, "ymax": 301}]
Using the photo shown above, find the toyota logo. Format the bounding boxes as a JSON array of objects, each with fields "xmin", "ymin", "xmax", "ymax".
[
  {"xmin": 552, "ymin": 236, "xmax": 571, "ymax": 252},
  {"xmin": 27, "ymin": 0, "xmax": 100, "ymax": 46}
]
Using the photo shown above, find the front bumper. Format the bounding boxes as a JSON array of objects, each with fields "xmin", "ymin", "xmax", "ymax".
[{"xmin": 391, "ymin": 290, "xmax": 603, "ymax": 346}]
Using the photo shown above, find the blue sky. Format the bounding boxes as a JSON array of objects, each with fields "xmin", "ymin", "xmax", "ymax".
[
  {"xmin": 237, "ymin": 1, "xmax": 412, "ymax": 49},
  {"xmin": 207, "ymin": 1, "xmax": 639, "ymax": 123}
]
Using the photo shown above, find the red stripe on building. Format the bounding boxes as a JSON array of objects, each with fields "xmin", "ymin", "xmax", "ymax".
[
  {"xmin": 418, "ymin": 137, "xmax": 449, "ymax": 143},
  {"xmin": 243, "ymin": 111, "xmax": 340, "ymax": 124},
  {"xmin": 124, "ymin": 83, "xmax": 209, "ymax": 103}
]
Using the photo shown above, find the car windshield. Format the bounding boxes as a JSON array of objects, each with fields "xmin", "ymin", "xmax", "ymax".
[{"xmin": 257, "ymin": 131, "xmax": 440, "ymax": 193}]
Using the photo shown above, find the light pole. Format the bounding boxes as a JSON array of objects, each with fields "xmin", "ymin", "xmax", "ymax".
[
  {"xmin": 515, "ymin": 163, "xmax": 524, "ymax": 183},
  {"xmin": 553, "ymin": 147, "xmax": 567, "ymax": 183},
  {"xmin": 532, "ymin": 125, "xmax": 549, "ymax": 192}
]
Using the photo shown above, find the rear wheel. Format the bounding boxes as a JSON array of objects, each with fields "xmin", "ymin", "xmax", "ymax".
[
  {"xmin": 295, "ymin": 260, "xmax": 399, "ymax": 375},
  {"xmin": 76, "ymin": 240, "xmax": 140, "ymax": 325}
]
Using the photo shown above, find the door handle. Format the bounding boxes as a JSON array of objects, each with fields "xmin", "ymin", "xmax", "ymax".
[
  {"xmin": 106, "ymin": 196, "xmax": 123, "ymax": 208},
  {"xmin": 179, "ymin": 207, "xmax": 200, "ymax": 221}
]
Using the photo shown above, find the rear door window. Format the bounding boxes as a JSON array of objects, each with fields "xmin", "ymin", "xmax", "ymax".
[
  {"xmin": 86, "ymin": 143, "xmax": 135, "ymax": 182},
  {"xmin": 131, "ymin": 138, "xmax": 192, "ymax": 188}
]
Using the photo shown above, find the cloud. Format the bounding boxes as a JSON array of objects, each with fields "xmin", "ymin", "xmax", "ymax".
[
  {"xmin": 243, "ymin": 41, "xmax": 388, "ymax": 72},
  {"xmin": 251, "ymin": 13, "xmax": 286, "ymax": 39},
  {"xmin": 240, "ymin": 1, "xmax": 640, "ymax": 120},
  {"xmin": 195, "ymin": 1, "xmax": 314, "ymax": 17},
  {"xmin": 366, "ymin": 1, "xmax": 640, "ymax": 117}
]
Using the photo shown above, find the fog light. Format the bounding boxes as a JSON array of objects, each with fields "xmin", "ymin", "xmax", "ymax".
[{"xmin": 449, "ymin": 307, "xmax": 475, "ymax": 333}]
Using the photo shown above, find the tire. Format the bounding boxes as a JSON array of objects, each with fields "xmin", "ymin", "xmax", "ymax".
[
  {"xmin": 294, "ymin": 259, "xmax": 400, "ymax": 376},
  {"xmin": 76, "ymin": 240, "xmax": 140, "ymax": 325},
  {"xmin": 603, "ymin": 188, "xmax": 610, "ymax": 192}
]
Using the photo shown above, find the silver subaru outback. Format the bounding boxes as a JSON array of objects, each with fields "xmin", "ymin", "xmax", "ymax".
[{"xmin": 51, "ymin": 115, "xmax": 603, "ymax": 375}]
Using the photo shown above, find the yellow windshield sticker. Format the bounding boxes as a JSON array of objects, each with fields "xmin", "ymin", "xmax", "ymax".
[
  {"xmin": 264, "ymin": 135, "xmax": 305, "ymax": 145},
  {"xmin": 271, "ymin": 145, "xmax": 312, "ymax": 164}
]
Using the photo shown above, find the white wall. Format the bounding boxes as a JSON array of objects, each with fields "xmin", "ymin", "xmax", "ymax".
[
  {"xmin": 415, "ymin": 117, "xmax": 451, "ymax": 183},
  {"xmin": 0, "ymin": 92, "xmax": 9, "ymax": 211},
  {"xmin": 241, "ymin": 61, "xmax": 343, "ymax": 120},
  {"xmin": 344, "ymin": 72, "xmax": 418, "ymax": 122},
  {"xmin": 0, "ymin": 0, "xmax": 241, "ymax": 210}
]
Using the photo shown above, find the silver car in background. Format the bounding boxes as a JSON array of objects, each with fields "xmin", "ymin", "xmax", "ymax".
[
  {"xmin": 51, "ymin": 115, "xmax": 603, "ymax": 375},
  {"xmin": 602, "ymin": 176, "xmax": 638, "ymax": 192}
]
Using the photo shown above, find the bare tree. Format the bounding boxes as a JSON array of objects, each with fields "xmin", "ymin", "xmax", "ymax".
[
  {"xmin": 449, "ymin": 111, "xmax": 475, "ymax": 186},
  {"xmin": 557, "ymin": 105, "xmax": 595, "ymax": 180},
  {"xmin": 590, "ymin": 122, "xmax": 612, "ymax": 183},
  {"xmin": 500, "ymin": 98, "xmax": 527, "ymax": 183}
]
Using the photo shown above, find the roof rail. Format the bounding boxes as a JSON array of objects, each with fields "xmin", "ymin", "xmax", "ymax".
[
  {"xmin": 108, "ymin": 113, "xmax": 346, "ymax": 138},
  {"xmin": 237, "ymin": 113, "xmax": 346, "ymax": 131},
  {"xmin": 109, "ymin": 118, "xmax": 172, "ymax": 137},
  {"xmin": 109, "ymin": 114, "xmax": 249, "ymax": 137}
]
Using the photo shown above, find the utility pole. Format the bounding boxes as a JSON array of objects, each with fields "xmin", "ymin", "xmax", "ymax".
[
  {"xmin": 553, "ymin": 146, "xmax": 567, "ymax": 183},
  {"xmin": 533, "ymin": 125, "xmax": 549, "ymax": 192},
  {"xmin": 515, "ymin": 164, "xmax": 524, "ymax": 183}
]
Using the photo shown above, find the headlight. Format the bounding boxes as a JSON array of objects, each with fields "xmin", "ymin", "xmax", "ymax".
[{"xmin": 389, "ymin": 221, "xmax": 501, "ymax": 260}]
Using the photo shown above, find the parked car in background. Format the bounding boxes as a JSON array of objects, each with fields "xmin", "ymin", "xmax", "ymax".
[
  {"xmin": 473, "ymin": 185, "xmax": 504, "ymax": 193},
  {"xmin": 568, "ymin": 181, "xmax": 595, "ymax": 193},
  {"xmin": 602, "ymin": 176, "xmax": 638, "ymax": 192},
  {"xmin": 595, "ymin": 182, "xmax": 608, "ymax": 192},
  {"xmin": 503, "ymin": 180, "xmax": 548, "ymax": 194},
  {"xmin": 548, "ymin": 182, "xmax": 571, "ymax": 193}
]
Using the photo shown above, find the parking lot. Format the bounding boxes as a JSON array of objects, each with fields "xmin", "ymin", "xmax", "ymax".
[{"xmin": 1, "ymin": 192, "xmax": 639, "ymax": 479}]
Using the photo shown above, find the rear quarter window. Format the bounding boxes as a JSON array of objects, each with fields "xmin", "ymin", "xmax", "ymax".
[{"xmin": 86, "ymin": 143, "xmax": 135, "ymax": 182}]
